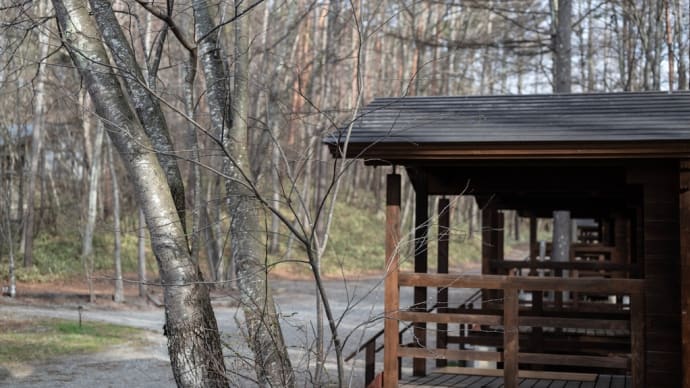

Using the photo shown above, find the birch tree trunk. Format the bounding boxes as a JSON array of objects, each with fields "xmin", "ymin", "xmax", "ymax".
[
  {"xmin": 21, "ymin": 0, "xmax": 51, "ymax": 267},
  {"xmin": 89, "ymin": 0, "xmax": 187, "ymax": 231},
  {"xmin": 137, "ymin": 208, "xmax": 147, "ymax": 297},
  {"xmin": 107, "ymin": 140, "xmax": 124, "ymax": 303},
  {"xmin": 554, "ymin": 0, "xmax": 572, "ymax": 93},
  {"xmin": 192, "ymin": 0, "xmax": 294, "ymax": 384},
  {"xmin": 82, "ymin": 119, "xmax": 104, "ymax": 304},
  {"xmin": 52, "ymin": 1, "xmax": 227, "ymax": 385}
]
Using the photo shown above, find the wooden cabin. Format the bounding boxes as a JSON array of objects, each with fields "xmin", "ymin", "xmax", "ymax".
[{"xmin": 328, "ymin": 92, "xmax": 690, "ymax": 388}]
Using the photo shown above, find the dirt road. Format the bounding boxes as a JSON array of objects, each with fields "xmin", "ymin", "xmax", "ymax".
[{"xmin": 1, "ymin": 277, "xmax": 474, "ymax": 387}]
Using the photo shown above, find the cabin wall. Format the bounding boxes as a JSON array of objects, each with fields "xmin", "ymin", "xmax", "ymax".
[{"xmin": 630, "ymin": 162, "xmax": 682, "ymax": 387}]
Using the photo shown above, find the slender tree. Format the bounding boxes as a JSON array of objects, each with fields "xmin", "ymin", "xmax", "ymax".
[
  {"xmin": 52, "ymin": 0, "xmax": 227, "ymax": 385},
  {"xmin": 192, "ymin": 0, "xmax": 295, "ymax": 384}
]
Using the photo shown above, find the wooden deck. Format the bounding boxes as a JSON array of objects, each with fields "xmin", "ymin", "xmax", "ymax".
[{"xmin": 400, "ymin": 372, "xmax": 630, "ymax": 388}]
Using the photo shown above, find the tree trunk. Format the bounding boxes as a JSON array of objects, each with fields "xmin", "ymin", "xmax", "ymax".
[
  {"xmin": 90, "ymin": 0, "xmax": 187, "ymax": 232},
  {"xmin": 192, "ymin": 0, "xmax": 294, "ymax": 385},
  {"xmin": 21, "ymin": 0, "xmax": 51, "ymax": 267},
  {"xmin": 3, "ymin": 154, "xmax": 17, "ymax": 297},
  {"xmin": 82, "ymin": 119, "xmax": 104, "ymax": 304},
  {"xmin": 107, "ymin": 140, "xmax": 124, "ymax": 303},
  {"xmin": 137, "ymin": 207, "xmax": 147, "ymax": 298},
  {"xmin": 554, "ymin": 0, "xmax": 572, "ymax": 93},
  {"xmin": 52, "ymin": 1, "xmax": 227, "ymax": 385}
]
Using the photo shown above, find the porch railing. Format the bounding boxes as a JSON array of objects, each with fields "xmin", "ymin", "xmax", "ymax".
[{"xmin": 387, "ymin": 273, "xmax": 644, "ymax": 388}]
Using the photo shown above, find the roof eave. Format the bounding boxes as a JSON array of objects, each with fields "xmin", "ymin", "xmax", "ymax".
[{"xmin": 328, "ymin": 140, "xmax": 690, "ymax": 165}]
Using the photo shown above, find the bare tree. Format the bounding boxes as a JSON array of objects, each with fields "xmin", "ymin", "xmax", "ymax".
[
  {"xmin": 82, "ymin": 116, "xmax": 104, "ymax": 304},
  {"xmin": 20, "ymin": 0, "xmax": 51, "ymax": 267},
  {"xmin": 191, "ymin": 0, "xmax": 295, "ymax": 384},
  {"xmin": 52, "ymin": 0, "xmax": 227, "ymax": 385},
  {"xmin": 107, "ymin": 139, "xmax": 124, "ymax": 303}
]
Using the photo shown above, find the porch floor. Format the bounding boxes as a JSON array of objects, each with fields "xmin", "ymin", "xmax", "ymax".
[{"xmin": 399, "ymin": 371, "xmax": 630, "ymax": 387}]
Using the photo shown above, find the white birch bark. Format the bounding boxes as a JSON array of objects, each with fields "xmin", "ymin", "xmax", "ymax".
[
  {"xmin": 137, "ymin": 207, "xmax": 147, "ymax": 297},
  {"xmin": 52, "ymin": 1, "xmax": 227, "ymax": 385},
  {"xmin": 107, "ymin": 139, "xmax": 124, "ymax": 303},
  {"xmin": 192, "ymin": 0, "xmax": 294, "ymax": 384},
  {"xmin": 20, "ymin": 0, "xmax": 51, "ymax": 267},
  {"xmin": 82, "ymin": 119, "xmax": 104, "ymax": 304}
]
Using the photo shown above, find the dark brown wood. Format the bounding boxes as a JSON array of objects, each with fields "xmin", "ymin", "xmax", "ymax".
[
  {"xmin": 399, "ymin": 272, "xmax": 506, "ymax": 289},
  {"xmin": 518, "ymin": 316, "xmax": 629, "ymax": 331},
  {"xmin": 398, "ymin": 347, "xmax": 502, "ymax": 362},
  {"xmin": 365, "ymin": 341, "xmax": 375, "ymax": 386},
  {"xmin": 492, "ymin": 259, "xmax": 636, "ymax": 272},
  {"xmin": 529, "ymin": 215, "xmax": 538, "ymax": 276},
  {"xmin": 630, "ymin": 292, "xmax": 645, "ymax": 388},
  {"xmin": 503, "ymin": 287, "xmax": 519, "ymax": 388},
  {"xmin": 436, "ymin": 198, "xmax": 450, "ymax": 368},
  {"xmin": 681, "ymin": 160, "xmax": 690, "ymax": 388},
  {"xmin": 412, "ymin": 172, "xmax": 428, "ymax": 377},
  {"xmin": 630, "ymin": 165, "xmax": 682, "ymax": 386},
  {"xmin": 518, "ymin": 352, "xmax": 630, "ymax": 369},
  {"xmin": 384, "ymin": 173, "xmax": 401, "ymax": 388},
  {"xmin": 347, "ymin": 141, "xmax": 690, "ymax": 163},
  {"xmin": 398, "ymin": 272, "xmax": 644, "ymax": 294}
]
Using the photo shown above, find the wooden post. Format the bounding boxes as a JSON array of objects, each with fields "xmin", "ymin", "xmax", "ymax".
[
  {"xmin": 503, "ymin": 287, "xmax": 519, "ymax": 388},
  {"xmin": 680, "ymin": 161, "xmax": 690, "ymax": 388},
  {"xmin": 413, "ymin": 173, "xmax": 428, "ymax": 376},
  {"xmin": 482, "ymin": 207, "xmax": 494, "ymax": 276},
  {"xmin": 496, "ymin": 212, "xmax": 505, "ymax": 268},
  {"xmin": 631, "ymin": 291, "xmax": 645, "ymax": 388},
  {"xmin": 529, "ymin": 215, "xmax": 538, "ymax": 276},
  {"xmin": 384, "ymin": 173, "xmax": 401, "ymax": 388},
  {"xmin": 436, "ymin": 198, "xmax": 450, "ymax": 368},
  {"xmin": 365, "ymin": 341, "xmax": 375, "ymax": 386}
]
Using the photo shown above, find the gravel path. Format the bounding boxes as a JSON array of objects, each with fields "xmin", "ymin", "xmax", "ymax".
[{"xmin": 0, "ymin": 277, "xmax": 474, "ymax": 387}]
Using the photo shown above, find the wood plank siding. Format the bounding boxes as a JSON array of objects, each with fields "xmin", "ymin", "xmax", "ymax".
[{"xmin": 629, "ymin": 162, "xmax": 682, "ymax": 387}]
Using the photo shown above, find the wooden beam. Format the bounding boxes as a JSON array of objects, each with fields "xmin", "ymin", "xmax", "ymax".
[
  {"xmin": 398, "ymin": 272, "xmax": 645, "ymax": 294},
  {"xmin": 341, "ymin": 141, "xmax": 690, "ymax": 162},
  {"xmin": 518, "ymin": 352, "xmax": 630, "ymax": 369},
  {"xmin": 436, "ymin": 198, "xmax": 450, "ymax": 368},
  {"xmin": 631, "ymin": 292, "xmax": 645, "ymax": 388},
  {"xmin": 492, "ymin": 259, "xmax": 637, "ymax": 272},
  {"xmin": 413, "ymin": 172, "xmax": 428, "ymax": 376},
  {"xmin": 680, "ymin": 160, "xmax": 690, "ymax": 388},
  {"xmin": 503, "ymin": 287, "xmax": 519, "ymax": 388},
  {"xmin": 384, "ymin": 173, "xmax": 401, "ymax": 388}
]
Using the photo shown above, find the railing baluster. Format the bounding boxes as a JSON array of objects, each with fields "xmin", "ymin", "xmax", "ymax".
[
  {"xmin": 365, "ymin": 341, "xmax": 375, "ymax": 386},
  {"xmin": 503, "ymin": 287, "xmax": 519, "ymax": 388}
]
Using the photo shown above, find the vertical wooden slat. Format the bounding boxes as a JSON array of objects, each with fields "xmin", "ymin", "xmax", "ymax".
[
  {"xmin": 503, "ymin": 287, "xmax": 519, "ymax": 388},
  {"xmin": 365, "ymin": 341, "xmax": 375, "ymax": 386},
  {"xmin": 482, "ymin": 208, "xmax": 493, "ymax": 274},
  {"xmin": 680, "ymin": 160, "xmax": 690, "ymax": 388},
  {"xmin": 436, "ymin": 198, "xmax": 450, "ymax": 368},
  {"xmin": 482, "ymin": 207, "xmax": 498, "ymax": 304},
  {"xmin": 529, "ymin": 215, "xmax": 538, "ymax": 276},
  {"xmin": 496, "ymin": 212, "xmax": 505, "ymax": 267},
  {"xmin": 413, "ymin": 172, "xmax": 428, "ymax": 376},
  {"xmin": 384, "ymin": 173, "xmax": 401, "ymax": 388},
  {"xmin": 631, "ymin": 291, "xmax": 645, "ymax": 388}
]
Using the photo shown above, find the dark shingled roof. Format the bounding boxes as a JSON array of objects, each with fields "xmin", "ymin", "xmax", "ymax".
[{"xmin": 326, "ymin": 91, "xmax": 690, "ymax": 161}]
